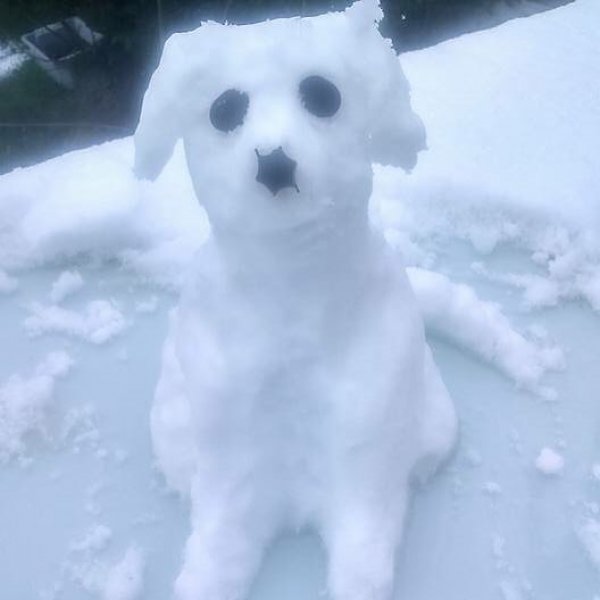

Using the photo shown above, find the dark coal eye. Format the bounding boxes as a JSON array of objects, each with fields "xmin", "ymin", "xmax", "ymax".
[
  {"xmin": 210, "ymin": 89, "xmax": 249, "ymax": 132},
  {"xmin": 299, "ymin": 76, "xmax": 341, "ymax": 118}
]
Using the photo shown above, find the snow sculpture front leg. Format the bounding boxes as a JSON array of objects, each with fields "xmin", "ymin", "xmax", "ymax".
[
  {"xmin": 323, "ymin": 263, "xmax": 457, "ymax": 600},
  {"xmin": 175, "ymin": 471, "xmax": 275, "ymax": 600},
  {"xmin": 152, "ymin": 292, "xmax": 280, "ymax": 600}
]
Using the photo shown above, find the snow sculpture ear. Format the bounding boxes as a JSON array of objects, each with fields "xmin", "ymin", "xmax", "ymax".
[
  {"xmin": 134, "ymin": 34, "xmax": 187, "ymax": 181},
  {"xmin": 368, "ymin": 51, "xmax": 426, "ymax": 171},
  {"xmin": 347, "ymin": 0, "xmax": 426, "ymax": 171},
  {"xmin": 345, "ymin": 0, "xmax": 384, "ymax": 32}
]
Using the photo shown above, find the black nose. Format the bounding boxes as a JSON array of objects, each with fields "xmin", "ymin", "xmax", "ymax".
[{"xmin": 255, "ymin": 147, "xmax": 299, "ymax": 196}]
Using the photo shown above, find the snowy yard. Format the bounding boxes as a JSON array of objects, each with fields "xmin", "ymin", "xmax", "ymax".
[{"xmin": 0, "ymin": 0, "xmax": 599, "ymax": 598}]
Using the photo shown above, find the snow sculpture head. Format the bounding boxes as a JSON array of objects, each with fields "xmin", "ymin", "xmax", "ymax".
[{"xmin": 134, "ymin": 0, "xmax": 425, "ymax": 234}]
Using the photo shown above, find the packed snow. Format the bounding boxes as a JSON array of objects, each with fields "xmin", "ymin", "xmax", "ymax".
[{"xmin": 0, "ymin": 0, "xmax": 599, "ymax": 598}]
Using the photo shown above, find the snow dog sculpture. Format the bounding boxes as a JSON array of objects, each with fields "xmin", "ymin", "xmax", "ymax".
[{"xmin": 134, "ymin": 1, "xmax": 457, "ymax": 598}]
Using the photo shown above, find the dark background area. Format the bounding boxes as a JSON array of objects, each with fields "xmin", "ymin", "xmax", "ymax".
[{"xmin": 0, "ymin": 0, "xmax": 570, "ymax": 174}]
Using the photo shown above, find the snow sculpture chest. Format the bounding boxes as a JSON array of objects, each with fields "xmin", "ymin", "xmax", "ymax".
[{"xmin": 134, "ymin": 1, "xmax": 457, "ymax": 599}]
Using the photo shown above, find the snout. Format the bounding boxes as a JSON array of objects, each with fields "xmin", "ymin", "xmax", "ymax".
[{"xmin": 255, "ymin": 147, "xmax": 299, "ymax": 196}]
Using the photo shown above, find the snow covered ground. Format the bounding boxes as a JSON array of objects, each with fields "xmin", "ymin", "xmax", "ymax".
[
  {"xmin": 0, "ymin": 43, "xmax": 27, "ymax": 81},
  {"xmin": 0, "ymin": 0, "xmax": 599, "ymax": 598}
]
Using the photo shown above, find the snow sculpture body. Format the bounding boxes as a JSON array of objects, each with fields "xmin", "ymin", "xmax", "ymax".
[{"xmin": 134, "ymin": 1, "xmax": 457, "ymax": 599}]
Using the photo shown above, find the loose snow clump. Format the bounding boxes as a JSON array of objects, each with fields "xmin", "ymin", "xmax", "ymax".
[
  {"xmin": 535, "ymin": 447, "xmax": 565, "ymax": 476},
  {"xmin": 25, "ymin": 300, "xmax": 127, "ymax": 344},
  {"xmin": 0, "ymin": 351, "xmax": 73, "ymax": 462}
]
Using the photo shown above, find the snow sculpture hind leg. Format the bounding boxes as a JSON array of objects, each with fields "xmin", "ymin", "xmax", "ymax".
[
  {"xmin": 411, "ymin": 345, "xmax": 458, "ymax": 484},
  {"xmin": 155, "ymin": 299, "xmax": 288, "ymax": 600},
  {"xmin": 322, "ymin": 314, "xmax": 456, "ymax": 600},
  {"xmin": 322, "ymin": 358, "xmax": 417, "ymax": 600}
]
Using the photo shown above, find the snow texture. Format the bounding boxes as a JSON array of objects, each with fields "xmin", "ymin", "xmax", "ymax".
[
  {"xmin": 25, "ymin": 300, "xmax": 127, "ymax": 344},
  {"xmin": 0, "ymin": 351, "xmax": 73, "ymax": 462}
]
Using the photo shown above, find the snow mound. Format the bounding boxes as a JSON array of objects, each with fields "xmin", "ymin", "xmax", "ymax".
[
  {"xmin": 372, "ymin": 171, "xmax": 600, "ymax": 313},
  {"xmin": 0, "ymin": 138, "xmax": 206, "ymax": 286}
]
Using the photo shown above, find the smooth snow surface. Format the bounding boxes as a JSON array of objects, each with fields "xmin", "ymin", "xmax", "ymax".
[{"xmin": 0, "ymin": 0, "xmax": 599, "ymax": 598}]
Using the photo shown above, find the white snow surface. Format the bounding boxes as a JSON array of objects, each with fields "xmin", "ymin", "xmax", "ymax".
[{"xmin": 0, "ymin": 0, "xmax": 598, "ymax": 599}]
